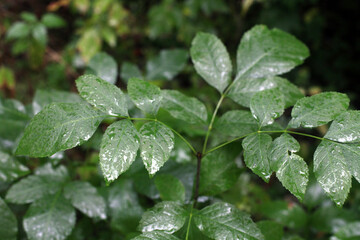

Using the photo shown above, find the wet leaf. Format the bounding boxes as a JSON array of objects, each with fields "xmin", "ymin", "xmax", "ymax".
[
  {"xmin": 16, "ymin": 102, "xmax": 105, "ymax": 157},
  {"xmin": 87, "ymin": 52, "xmax": 118, "ymax": 84},
  {"xmin": 76, "ymin": 74, "xmax": 128, "ymax": 116},
  {"xmin": 138, "ymin": 201, "xmax": 187, "ymax": 234},
  {"xmin": 146, "ymin": 49, "xmax": 188, "ymax": 81},
  {"xmin": 0, "ymin": 197, "xmax": 17, "ymax": 240},
  {"xmin": 194, "ymin": 202, "xmax": 264, "ymax": 240},
  {"xmin": 0, "ymin": 151, "xmax": 29, "ymax": 182},
  {"xmin": 64, "ymin": 181, "xmax": 106, "ymax": 219},
  {"xmin": 23, "ymin": 194, "xmax": 75, "ymax": 240},
  {"xmin": 120, "ymin": 61, "xmax": 143, "ymax": 83},
  {"xmin": 190, "ymin": 32, "xmax": 232, "ymax": 93},
  {"xmin": 228, "ymin": 76, "xmax": 303, "ymax": 108},
  {"xmin": 154, "ymin": 174, "xmax": 185, "ymax": 202},
  {"xmin": 214, "ymin": 110, "xmax": 258, "ymax": 137},
  {"xmin": 242, "ymin": 133, "xmax": 272, "ymax": 182},
  {"xmin": 100, "ymin": 120, "xmax": 140, "ymax": 182},
  {"xmin": 132, "ymin": 231, "xmax": 181, "ymax": 240},
  {"xmin": 250, "ymin": 89, "xmax": 285, "ymax": 127},
  {"xmin": 161, "ymin": 90, "xmax": 207, "ymax": 124},
  {"xmin": 289, "ymin": 92, "xmax": 349, "ymax": 128},
  {"xmin": 128, "ymin": 78, "xmax": 162, "ymax": 115},
  {"xmin": 269, "ymin": 133, "xmax": 309, "ymax": 200},
  {"xmin": 325, "ymin": 110, "xmax": 360, "ymax": 143},
  {"xmin": 334, "ymin": 221, "xmax": 360, "ymax": 239},
  {"xmin": 140, "ymin": 121, "xmax": 174, "ymax": 175}
]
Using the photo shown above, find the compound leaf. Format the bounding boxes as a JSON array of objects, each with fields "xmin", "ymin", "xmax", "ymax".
[
  {"xmin": 76, "ymin": 74, "xmax": 128, "ymax": 116},
  {"xmin": 194, "ymin": 202, "xmax": 264, "ymax": 240},
  {"xmin": 16, "ymin": 102, "xmax": 105, "ymax": 157},
  {"xmin": 325, "ymin": 110, "xmax": 360, "ymax": 143},
  {"xmin": 100, "ymin": 120, "xmax": 140, "ymax": 182},
  {"xmin": 190, "ymin": 32, "xmax": 232, "ymax": 93},
  {"xmin": 214, "ymin": 110, "xmax": 258, "ymax": 137}
]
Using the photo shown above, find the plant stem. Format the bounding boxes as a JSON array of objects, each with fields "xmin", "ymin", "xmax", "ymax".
[
  {"xmin": 193, "ymin": 152, "xmax": 202, "ymax": 208},
  {"xmin": 202, "ymin": 94, "xmax": 226, "ymax": 154},
  {"xmin": 205, "ymin": 132, "xmax": 256, "ymax": 155},
  {"xmin": 185, "ymin": 206, "xmax": 194, "ymax": 240}
]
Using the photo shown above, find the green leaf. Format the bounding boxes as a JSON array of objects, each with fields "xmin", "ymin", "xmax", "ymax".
[
  {"xmin": 235, "ymin": 25, "xmax": 309, "ymax": 81},
  {"xmin": 214, "ymin": 110, "xmax": 258, "ymax": 137},
  {"xmin": 325, "ymin": 110, "xmax": 360, "ymax": 143},
  {"xmin": 289, "ymin": 92, "xmax": 349, "ymax": 128},
  {"xmin": 0, "ymin": 151, "xmax": 29, "ymax": 182},
  {"xmin": 87, "ymin": 52, "xmax": 118, "ymax": 84},
  {"xmin": 5, "ymin": 165, "xmax": 68, "ymax": 204},
  {"xmin": 138, "ymin": 201, "xmax": 187, "ymax": 234},
  {"xmin": 0, "ymin": 197, "xmax": 17, "ymax": 240},
  {"xmin": 77, "ymin": 29, "xmax": 101, "ymax": 62},
  {"xmin": 41, "ymin": 13, "xmax": 66, "ymax": 28},
  {"xmin": 100, "ymin": 120, "xmax": 140, "ymax": 182},
  {"xmin": 334, "ymin": 221, "xmax": 360, "ymax": 240},
  {"xmin": 132, "ymin": 231, "xmax": 181, "ymax": 240},
  {"xmin": 257, "ymin": 221, "xmax": 283, "ymax": 240},
  {"xmin": 121, "ymin": 62, "xmax": 143, "ymax": 83},
  {"xmin": 199, "ymin": 144, "xmax": 241, "ymax": 195},
  {"xmin": 20, "ymin": 12, "xmax": 37, "ymax": 22},
  {"xmin": 194, "ymin": 202, "xmax": 264, "ymax": 240},
  {"xmin": 242, "ymin": 133, "xmax": 273, "ymax": 182},
  {"xmin": 146, "ymin": 49, "xmax": 188, "ymax": 81},
  {"xmin": 190, "ymin": 32, "xmax": 232, "ymax": 93},
  {"xmin": 6, "ymin": 22, "xmax": 30, "ymax": 40},
  {"xmin": 154, "ymin": 174, "xmax": 185, "ymax": 202},
  {"xmin": 128, "ymin": 78, "xmax": 162, "ymax": 115},
  {"xmin": 314, "ymin": 141, "xmax": 360, "ymax": 206},
  {"xmin": 250, "ymin": 89, "xmax": 285, "ymax": 127},
  {"xmin": 161, "ymin": 90, "xmax": 207, "ymax": 124},
  {"xmin": 269, "ymin": 134, "xmax": 309, "ymax": 200},
  {"xmin": 64, "ymin": 181, "xmax": 106, "ymax": 219},
  {"xmin": 32, "ymin": 23, "xmax": 47, "ymax": 46},
  {"xmin": 139, "ymin": 122, "xmax": 174, "ymax": 175},
  {"xmin": 23, "ymin": 194, "xmax": 75, "ymax": 240},
  {"xmin": 228, "ymin": 76, "xmax": 303, "ymax": 108},
  {"xmin": 76, "ymin": 74, "xmax": 128, "ymax": 116},
  {"xmin": 16, "ymin": 102, "xmax": 105, "ymax": 157}
]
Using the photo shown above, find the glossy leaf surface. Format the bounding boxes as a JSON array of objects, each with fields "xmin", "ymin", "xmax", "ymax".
[
  {"xmin": 161, "ymin": 90, "xmax": 207, "ymax": 124},
  {"xmin": 190, "ymin": 32, "xmax": 232, "ymax": 92},
  {"xmin": 242, "ymin": 133, "xmax": 272, "ymax": 182},
  {"xmin": 250, "ymin": 89, "xmax": 285, "ymax": 127},
  {"xmin": 194, "ymin": 202, "xmax": 264, "ymax": 240},
  {"xmin": 64, "ymin": 181, "xmax": 106, "ymax": 219},
  {"xmin": 140, "ymin": 122, "xmax": 174, "ymax": 175},
  {"xmin": 128, "ymin": 78, "xmax": 162, "ymax": 115},
  {"xmin": 0, "ymin": 151, "xmax": 29, "ymax": 182},
  {"xmin": 289, "ymin": 92, "xmax": 349, "ymax": 128},
  {"xmin": 132, "ymin": 231, "xmax": 181, "ymax": 240},
  {"xmin": 334, "ymin": 221, "xmax": 360, "ymax": 240},
  {"xmin": 269, "ymin": 133, "xmax": 309, "ymax": 200},
  {"xmin": 154, "ymin": 174, "xmax": 185, "ymax": 202},
  {"xmin": 76, "ymin": 74, "xmax": 128, "ymax": 116},
  {"xmin": 228, "ymin": 76, "xmax": 303, "ymax": 108},
  {"xmin": 23, "ymin": 195, "xmax": 75, "ymax": 240},
  {"xmin": 138, "ymin": 201, "xmax": 187, "ymax": 234},
  {"xmin": 87, "ymin": 52, "xmax": 118, "ymax": 84},
  {"xmin": 16, "ymin": 102, "xmax": 105, "ymax": 157},
  {"xmin": 0, "ymin": 197, "xmax": 17, "ymax": 240},
  {"xmin": 325, "ymin": 110, "xmax": 360, "ymax": 143},
  {"xmin": 100, "ymin": 120, "xmax": 140, "ymax": 181},
  {"xmin": 214, "ymin": 110, "xmax": 258, "ymax": 137}
]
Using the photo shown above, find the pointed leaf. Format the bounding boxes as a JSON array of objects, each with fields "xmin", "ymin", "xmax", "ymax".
[
  {"xmin": 76, "ymin": 74, "xmax": 128, "ymax": 116},
  {"xmin": 228, "ymin": 76, "xmax": 303, "ymax": 108},
  {"xmin": 269, "ymin": 134, "xmax": 309, "ymax": 200},
  {"xmin": 242, "ymin": 133, "xmax": 272, "ymax": 182},
  {"xmin": 138, "ymin": 201, "xmax": 187, "ymax": 234},
  {"xmin": 41, "ymin": 13, "xmax": 66, "ymax": 28},
  {"xmin": 0, "ymin": 151, "xmax": 29, "ymax": 182},
  {"xmin": 100, "ymin": 120, "xmax": 140, "ymax": 181},
  {"xmin": 146, "ymin": 49, "xmax": 188, "ymax": 81},
  {"xmin": 161, "ymin": 90, "xmax": 207, "ymax": 124},
  {"xmin": 250, "ymin": 89, "xmax": 285, "ymax": 127},
  {"xmin": 155, "ymin": 174, "xmax": 185, "ymax": 202},
  {"xmin": 128, "ymin": 78, "xmax": 162, "ymax": 115},
  {"xmin": 0, "ymin": 197, "xmax": 17, "ymax": 240},
  {"xmin": 214, "ymin": 110, "xmax": 258, "ymax": 137},
  {"xmin": 23, "ymin": 195, "xmax": 75, "ymax": 240},
  {"xmin": 325, "ymin": 110, "xmax": 360, "ymax": 143},
  {"xmin": 289, "ymin": 92, "xmax": 349, "ymax": 128},
  {"xmin": 64, "ymin": 181, "xmax": 106, "ymax": 219},
  {"xmin": 87, "ymin": 52, "xmax": 117, "ymax": 84},
  {"xmin": 16, "ymin": 102, "xmax": 105, "ymax": 157},
  {"xmin": 140, "ymin": 121, "xmax": 174, "ymax": 175},
  {"xmin": 6, "ymin": 22, "xmax": 30, "ymax": 40},
  {"xmin": 235, "ymin": 25, "xmax": 309, "ymax": 81},
  {"xmin": 120, "ymin": 61, "xmax": 143, "ymax": 83},
  {"xmin": 194, "ymin": 202, "xmax": 264, "ymax": 240}
]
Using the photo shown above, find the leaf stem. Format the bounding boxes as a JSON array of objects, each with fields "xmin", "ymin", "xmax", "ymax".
[
  {"xmin": 193, "ymin": 152, "xmax": 203, "ymax": 208},
  {"xmin": 185, "ymin": 206, "xmax": 194, "ymax": 240}
]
